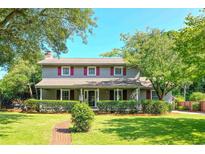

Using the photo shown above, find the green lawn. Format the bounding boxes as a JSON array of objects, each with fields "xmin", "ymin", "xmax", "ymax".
[
  {"xmin": 0, "ymin": 112, "xmax": 68, "ymax": 144},
  {"xmin": 1, "ymin": 112, "xmax": 205, "ymax": 145},
  {"xmin": 72, "ymin": 113, "xmax": 205, "ymax": 145}
]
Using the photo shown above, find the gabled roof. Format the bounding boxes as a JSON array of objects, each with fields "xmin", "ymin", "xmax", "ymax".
[
  {"xmin": 38, "ymin": 58, "xmax": 125, "ymax": 66},
  {"xmin": 35, "ymin": 77, "xmax": 152, "ymax": 88}
]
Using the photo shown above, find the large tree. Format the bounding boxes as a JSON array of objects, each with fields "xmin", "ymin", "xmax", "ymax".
[
  {"xmin": 175, "ymin": 9, "xmax": 205, "ymax": 80},
  {"xmin": 0, "ymin": 59, "xmax": 41, "ymax": 101},
  {"xmin": 102, "ymin": 29, "xmax": 191, "ymax": 100},
  {"xmin": 0, "ymin": 8, "xmax": 96, "ymax": 67}
]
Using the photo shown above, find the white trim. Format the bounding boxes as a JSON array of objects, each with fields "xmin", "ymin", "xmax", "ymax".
[
  {"xmin": 60, "ymin": 89, "xmax": 62, "ymax": 100},
  {"xmin": 61, "ymin": 66, "xmax": 70, "ymax": 76},
  {"xmin": 87, "ymin": 66, "xmax": 96, "ymax": 76},
  {"xmin": 40, "ymin": 88, "xmax": 42, "ymax": 100},
  {"xmin": 114, "ymin": 89, "xmax": 123, "ymax": 100},
  {"xmin": 151, "ymin": 90, "xmax": 158, "ymax": 100},
  {"xmin": 136, "ymin": 88, "xmax": 139, "ymax": 101},
  {"xmin": 114, "ymin": 66, "xmax": 123, "ymax": 76},
  {"xmin": 61, "ymin": 89, "xmax": 70, "ymax": 100},
  {"xmin": 84, "ymin": 89, "xmax": 97, "ymax": 107}
]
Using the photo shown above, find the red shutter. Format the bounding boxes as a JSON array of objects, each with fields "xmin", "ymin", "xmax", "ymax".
[
  {"xmin": 146, "ymin": 89, "xmax": 151, "ymax": 100},
  {"xmin": 110, "ymin": 67, "xmax": 114, "ymax": 76},
  {"xmin": 84, "ymin": 67, "xmax": 87, "ymax": 76},
  {"xmin": 58, "ymin": 67, "xmax": 61, "ymax": 76},
  {"xmin": 123, "ymin": 67, "xmax": 126, "ymax": 76},
  {"xmin": 71, "ymin": 66, "xmax": 74, "ymax": 76},
  {"xmin": 96, "ymin": 67, "xmax": 100, "ymax": 76}
]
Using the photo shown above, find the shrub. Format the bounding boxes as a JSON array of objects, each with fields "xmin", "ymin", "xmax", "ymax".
[
  {"xmin": 141, "ymin": 100, "xmax": 171, "ymax": 114},
  {"xmin": 175, "ymin": 95, "xmax": 185, "ymax": 103},
  {"xmin": 97, "ymin": 100, "xmax": 138, "ymax": 113},
  {"xmin": 192, "ymin": 102, "xmax": 200, "ymax": 111},
  {"xmin": 189, "ymin": 92, "xmax": 205, "ymax": 101},
  {"xmin": 71, "ymin": 103, "xmax": 94, "ymax": 132},
  {"xmin": 177, "ymin": 105, "xmax": 189, "ymax": 111},
  {"xmin": 24, "ymin": 99, "xmax": 79, "ymax": 112}
]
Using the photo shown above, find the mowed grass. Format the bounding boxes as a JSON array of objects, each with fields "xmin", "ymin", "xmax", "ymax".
[
  {"xmin": 71, "ymin": 113, "xmax": 205, "ymax": 145},
  {"xmin": 0, "ymin": 112, "xmax": 69, "ymax": 145},
  {"xmin": 1, "ymin": 112, "xmax": 205, "ymax": 145}
]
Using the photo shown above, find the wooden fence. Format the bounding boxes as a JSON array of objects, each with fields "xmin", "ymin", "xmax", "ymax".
[{"xmin": 178, "ymin": 101, "xmax": 205, "ymax": 112}]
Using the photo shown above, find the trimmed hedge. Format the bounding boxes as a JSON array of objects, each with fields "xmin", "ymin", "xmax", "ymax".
[
  {"xmin": 24, "ymin": 99, "xmax": 79, "ymax": 113},
  {"xmin": 141, "ymin": 100, "xmax": 171, "ymax": 114},
  {"xmin": 71, "ymin": 103, "xmax": 94, "ymax": 132},
  {"xmin": 97, "ymin": 100, "xmax": 172, "ymax": 114},
  {"xmin": 97, "ymin": 100, "xmax": 138, "ymax": 113}
]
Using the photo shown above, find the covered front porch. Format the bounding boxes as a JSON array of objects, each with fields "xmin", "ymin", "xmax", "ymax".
[{"xmin": 37, "ymin": 88, "xmax": 141, "ymax": 107}]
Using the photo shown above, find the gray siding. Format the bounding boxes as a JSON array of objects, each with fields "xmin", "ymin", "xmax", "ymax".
[{"xmin": 42, "ymin": 66, "xmax": 139, "ymax": 78}]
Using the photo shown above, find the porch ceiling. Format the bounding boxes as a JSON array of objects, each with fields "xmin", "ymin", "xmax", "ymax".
[{"xmin": 35, "ymin": 77, "xmax": 152, "ymax": 89}]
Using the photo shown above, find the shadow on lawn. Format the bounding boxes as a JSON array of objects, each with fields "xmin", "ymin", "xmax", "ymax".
[
  {"xmin": 0, "ymin": 113, "xmax": 32, "ymax": 138},
  {"xmin": 101, "ymin": 117, "xmax": 205, "ymax": 144}
]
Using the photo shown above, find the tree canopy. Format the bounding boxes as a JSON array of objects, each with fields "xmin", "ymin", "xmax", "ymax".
[
  {"xmin": 175, "ymin": 9, "xmax": 205, "ymax": 81},
  {"xmin": 0, "ymin": 59, "xmax": 41, "ymax": 100},
  {"xmin": 0, "ymin": 8, "xmax": 96, "ymax": 67},
  {"xmin": 101, "ymin": 9, "xmax": 205, "ymax": 100},
  {"xmin": 104, "ymin": 29, "xmax": 191, "ymax": 100}
]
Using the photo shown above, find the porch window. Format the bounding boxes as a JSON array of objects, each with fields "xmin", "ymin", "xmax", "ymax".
[
  {"xmin": 62, "ymin": 66, "xmax": 70, "ymax": 76},
  {"xmin": 62, "ymin": 89, "xmax": 70, "ymax": 100},
  {"xmin": 88, "ymin": 66, "xmax": 96, "ymax": 76},
  {"xmin": 114, "ymin": 89, "xmax": 123, "ymax": 100},
  {"xmin": 114, "ymin": 66, "xmax": 123, "ymax": 76},
  {"xmin": 151, "ymin": 90, "xmax": 158, "ymax": 100}
]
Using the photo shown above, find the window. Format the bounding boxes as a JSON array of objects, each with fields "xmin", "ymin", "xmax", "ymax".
[
  {"xmin": 151, "ymin": 90, "xmax": 158, "ymax": 100},
  {"xmin": 88, "ymin": 66, "xmax": 96, "ymax": 76},
  {"xmin": 62, "ymin": 66, "xmax": 70, "ymax": 76},
  {"xmin": 114, "ymin": 89, "xmax": 123, "ymax": 100},
  {"xmin": 114, "ymin": 66, "xmax": 123, "ymax": 76},
  {"xmin": 62, "ymin": 89, "xmax": 70, "ymax": 100}
]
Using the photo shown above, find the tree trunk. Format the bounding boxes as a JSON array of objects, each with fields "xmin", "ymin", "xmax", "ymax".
[
  {"xmin": 28, "ymin": 83, "xmax": 33, "ymax": 98},
  {"xmin": 158, "ymin": 94, "xmax": 165, "ymax": 100},
  {"xmin": 183, "ymin": 85, "xmax": 186, "ymax": 101}
]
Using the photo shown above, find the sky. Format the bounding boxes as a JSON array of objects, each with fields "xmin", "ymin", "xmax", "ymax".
[{"xmin": 0, "ymin": 8, "xmax": 201, "ymax": 79}]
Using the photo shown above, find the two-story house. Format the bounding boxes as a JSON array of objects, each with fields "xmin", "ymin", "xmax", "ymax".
[{"xmin": 35, "ymin": 52, "xmax": 172, "ymax": 107}]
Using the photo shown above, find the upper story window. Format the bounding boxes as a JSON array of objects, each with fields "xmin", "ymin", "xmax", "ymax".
[
  {"xmin": 88, "ymin": 66, "xmax": 96, "ymax": 76},
  {"xmin": 114, "ymin": 66, "xmax": 123, "ymax": 76},
  {"xmin": 62, "ymin": 66, "xmax": 70, "ymax": 76},
  {"xmin": 151, "ymin": 90, "xmax": 158, "ymax": 100}
]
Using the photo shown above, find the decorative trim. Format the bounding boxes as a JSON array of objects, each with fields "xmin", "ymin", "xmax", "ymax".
[
  {"xmin": 87, "ymin": 66, "xmax": 96, "ymax": 76},
  {"xmin": 61, "ymin": 66, "xmax": 70, "ymax": 76},
  {"xmin": 114, "ymin": 66, "xmax": 123, "ymax": 76}
]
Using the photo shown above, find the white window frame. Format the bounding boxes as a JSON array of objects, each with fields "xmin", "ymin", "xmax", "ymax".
[
  {"xmin": 114, "ymin": 89, "xmax": 123, "ymax": 101},
  {"xmin": 61, "ymin": 66, "xmax": 70, "ymax": 76},
  {"xmin": 87, "ymin": 66, "xmax": 96, "ymax": 76},
  {"xmin": 151, "ymin": 90, "xmax": 158, "ymax": 100},
  {"xmin": 114, "ymin": 66, "xmax": 123, "ymax": 76},
  {"xmin": 62, "ymin": 89, "xmax": 70, "ymax": 100}
]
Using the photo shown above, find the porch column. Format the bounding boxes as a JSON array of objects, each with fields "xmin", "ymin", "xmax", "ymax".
[
  {"xmin": 117, "ymin": 88, "xmax": 119, "ymax": 101},
  {"xmin": 97, "ymin": 88, "xmax": 99, "ymax": 102},
  {"xmin": 60, "ymin": 89, "xmax": 62, "ymax": 100},
  {"xmin": 40, "ymin": 88, "xmax": 42, "ymax": 100},
  {"xmin": 135, "ymin": 88, "xmax": 139, "ymax": 101},
  {"xmin": 80, "ymin": 88, "xmax": 83, "ymax": 102}
]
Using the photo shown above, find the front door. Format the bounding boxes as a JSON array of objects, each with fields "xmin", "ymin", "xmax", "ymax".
[{"xmin": 88, "ymin": 90, "xmax": 95, "ymax": 107}]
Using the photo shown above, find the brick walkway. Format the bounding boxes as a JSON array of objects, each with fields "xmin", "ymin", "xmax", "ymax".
[{"xmin": 50, "ymin": 121, "xmax": 72, "ymax": 145}]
